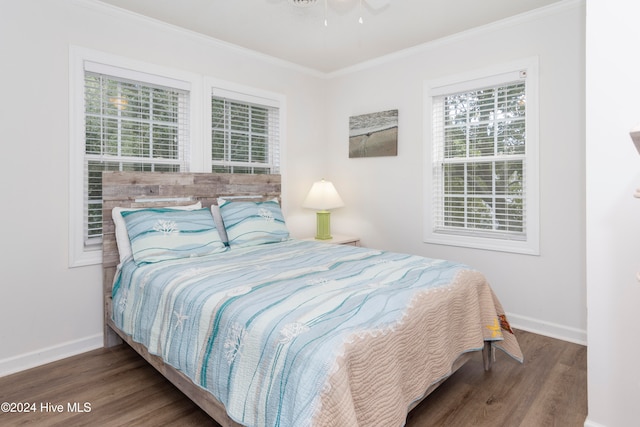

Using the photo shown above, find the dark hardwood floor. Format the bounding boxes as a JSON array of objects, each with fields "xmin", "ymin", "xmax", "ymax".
[
  {"xmin": 0, "ymin": 330, "xmax": 586, "ymax": 426},
  {"xmin": 407, "ymin": 330, "xmax": 587, "ymax": 427}
]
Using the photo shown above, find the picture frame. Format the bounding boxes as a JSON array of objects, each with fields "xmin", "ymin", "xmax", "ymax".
[{"xmin": 349, "ymin": 109, "xmax": 398, "ymax": 158}]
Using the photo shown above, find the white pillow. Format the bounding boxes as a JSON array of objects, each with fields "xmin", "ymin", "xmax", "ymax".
[{"xmin": 112, "ymin": 202, "xmax": 202, "ymax": 263}]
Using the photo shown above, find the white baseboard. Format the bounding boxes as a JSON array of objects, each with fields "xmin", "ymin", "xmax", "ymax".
[
  {"xmin": 508, "ymin": 313, "xmax": 587, "ymax": 346},
  {"xmin": 584, "ymin": 418, "xmax": 606, "ymax": 427},
  {"xmin": 0, "ymin": 334, "xmax": 103, "ymax": 378}
]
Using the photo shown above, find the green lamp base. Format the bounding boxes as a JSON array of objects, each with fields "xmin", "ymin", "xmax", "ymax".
[{"xmin": 314, "ymin": 210, "xmax": 333, "ymax": 240}]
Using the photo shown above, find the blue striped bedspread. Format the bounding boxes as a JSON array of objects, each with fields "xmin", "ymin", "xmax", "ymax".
[{"xmin": 111, "ymin": 239, "xmax": 521, "ymax": 427}]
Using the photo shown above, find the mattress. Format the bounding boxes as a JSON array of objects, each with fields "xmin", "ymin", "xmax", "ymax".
[{"xmin": 112, "ymin": 239, "xmax": 522, "ymax": 427}]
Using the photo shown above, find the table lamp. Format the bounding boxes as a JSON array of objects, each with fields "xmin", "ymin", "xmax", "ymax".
[{"xmin": 303, "ymin": 179, "xmax": 344, "ymax": 240}]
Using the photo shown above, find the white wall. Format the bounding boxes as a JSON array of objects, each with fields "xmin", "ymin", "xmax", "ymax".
[
  {"xmin": 585, "ymin": 1, "xmax": 640, "ymax": 425},
  {"xmin": 324, "ymin": 1, "xmax": 586, "ymax": 344},
  {"xmin": 0, "ymin": 0, "xmax": 325, "ymax": 375}
]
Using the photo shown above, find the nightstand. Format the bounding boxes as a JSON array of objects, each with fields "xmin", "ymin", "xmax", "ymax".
[{"xmin": 302, "ymin": 234, "xmax": 360, "ymax": 246}]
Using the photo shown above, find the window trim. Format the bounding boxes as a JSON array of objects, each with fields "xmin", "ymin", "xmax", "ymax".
[
  {"xmin": 68, "ymin": 48, "xmax": 285, "ymax": 268},
  {"xmin": 68, "ymin": 46, "xmax": 203, "ymax": 267},
  {"xmin": 204, "ymin": 77, "xmax": 286, "ymax": 174},
  {"xmin": 423, "ymin": 57, "xmax": 540, "ymax": 255}
]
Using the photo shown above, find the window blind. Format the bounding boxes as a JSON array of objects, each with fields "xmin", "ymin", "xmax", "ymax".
[
  {"xmin": 211, "ymin": 94, "xmax": 280, "ymax": 174},
  {"xmin": 432, "ymin": 80, "xmax": 527, "ymax": 240},
  {"xmin": 83, "ymin": 71, "xmax": 190, "ymax": 248}
]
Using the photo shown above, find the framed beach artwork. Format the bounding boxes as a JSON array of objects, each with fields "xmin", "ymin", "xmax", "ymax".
[{"xmin": 349, "ymin": 109, "xmax": 398, "ymax": 158}]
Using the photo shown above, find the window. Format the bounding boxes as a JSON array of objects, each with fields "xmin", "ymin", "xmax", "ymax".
[
  {"xmin": 424, "ymin": 59, "xmax": 539, "ymax": 255},
  {"xmin": 83, "ymin": 69, "xmax": 190, "ymax": 247},
  {"xmin": 69, "ymin": 48, "xmax": 198, "ymax": 267},
  {"xmin": 69, "ymin": 48, "xmax": 285, "ymax": 267},
  {"xmin": 210, "ymin": 87, "xmax": 281, "ymax": 174}
]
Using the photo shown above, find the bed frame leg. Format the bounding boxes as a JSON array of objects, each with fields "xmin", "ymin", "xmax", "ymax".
[
  {"xmin": 104, "ymin": 322, "xmax": 123, "ymax": 348},
  {"xmin": 482, "ymin": 341, "xmax": 493, "ymax": 371}
]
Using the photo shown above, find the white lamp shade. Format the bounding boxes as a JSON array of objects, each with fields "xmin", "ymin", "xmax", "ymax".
[{"xmin": 303, "ymin": 179, "xmax": 344, "ymax": 210}]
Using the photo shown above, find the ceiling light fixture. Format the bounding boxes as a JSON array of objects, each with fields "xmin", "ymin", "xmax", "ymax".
[
  {"xmin": 324, "ymin": 0, "xmax": 328, "ymax": 26},
  {"xmin": 289, "ymin": 0, "xmax": 318, "ymax": 6},
  {"xmin": 287, "ymin": 0, "xmax": 391, "ymax": 27}
]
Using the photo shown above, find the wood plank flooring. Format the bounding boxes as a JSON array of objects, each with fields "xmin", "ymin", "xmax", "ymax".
[{"xmin": 0, "ymin": 330, "xmax": 586, "ymax": 426}]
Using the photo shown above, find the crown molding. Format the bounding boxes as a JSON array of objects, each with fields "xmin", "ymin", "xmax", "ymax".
[
  {"xmin": 71, "ymin": 0, "xmax": 326, "ymax": 79},
  {"xmin": 327, "ymin": 0, "xmax": 584, "ymax": 78},
  {"xmin": 71, "ymin": 0, "xmax": 582, "ymax": 80}
]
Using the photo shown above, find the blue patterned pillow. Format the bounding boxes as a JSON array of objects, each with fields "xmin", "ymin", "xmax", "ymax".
[
  {"xmin": 121, "ymin": 208, "xmax": 227, "ymax": 264},
  {"xmin": 218, "ymin": 198, "xmax": 290, "ymax": 247}
]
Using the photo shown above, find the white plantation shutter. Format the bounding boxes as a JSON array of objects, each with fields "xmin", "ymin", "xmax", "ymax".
[
  {"xmin": 211, "ymin": 88, "xmax": 280, "ymax": 174},
  {"xmin": 432, "ymin": 80, "xmax": 526, "ymax": 239},
  {"xmin": 426, "ymin": 60, "xmax": 539, "ymax": 255},
  {"xmin": 83, "ymin": 64, "xmax": 190, "ymax": 248},
  {"xmin": 70, "ymin": 49, "xmax": 286, "ymax": 267}
]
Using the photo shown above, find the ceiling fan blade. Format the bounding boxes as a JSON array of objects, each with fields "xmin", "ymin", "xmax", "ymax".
[
  {"xmin": 364, "ymin": 0, "xmax": 390, "ymax": 10},
  {"xmin": 288, "ymin": 0, "xmax": 318, "ymax": 7}
]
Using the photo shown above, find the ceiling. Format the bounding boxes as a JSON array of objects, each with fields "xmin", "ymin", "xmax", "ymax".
[{"xmin": 96, "ymin": 0, "xmax": 564, "ymax": 73}]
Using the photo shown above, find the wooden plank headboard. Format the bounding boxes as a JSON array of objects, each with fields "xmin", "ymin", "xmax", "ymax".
[{"xmin": 101, "ymin": 171, "xmax": 282, "ymax": 346}]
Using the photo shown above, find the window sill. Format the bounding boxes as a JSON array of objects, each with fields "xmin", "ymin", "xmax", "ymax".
[
  {"xmin": 424, "ymin": 231, "xmax": 539, "ymax": 256},
  {"xmin": 69, "ymin": 247, "xmax": 102, "ymax": 268}
]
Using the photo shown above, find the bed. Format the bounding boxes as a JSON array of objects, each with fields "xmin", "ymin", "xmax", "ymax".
[{"xmin": 102, "ymin": 171, "xmax": 522, "ymax": 427}]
